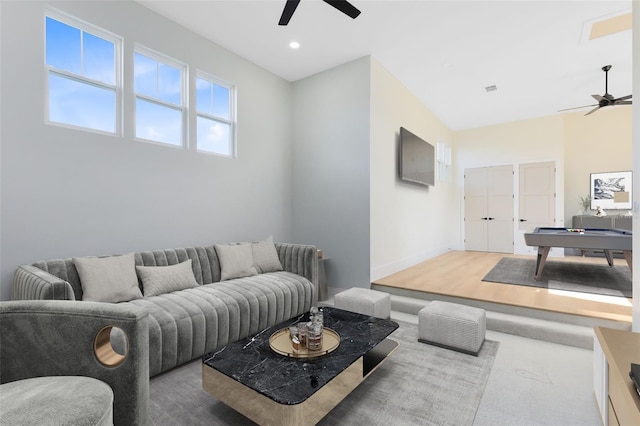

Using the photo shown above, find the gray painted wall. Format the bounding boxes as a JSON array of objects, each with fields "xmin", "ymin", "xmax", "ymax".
[
  {"xmin": 292, "ymin": 58, "xmax": 372, "ymax": 290},
  {"xmin": 0, "ymin": 1, "xmax": 294, "ymax": 300}
]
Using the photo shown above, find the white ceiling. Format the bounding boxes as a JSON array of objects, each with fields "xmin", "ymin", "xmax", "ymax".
[{"xmin": 136, "ymin": 0, "xmax": 633, "ymax": 131}]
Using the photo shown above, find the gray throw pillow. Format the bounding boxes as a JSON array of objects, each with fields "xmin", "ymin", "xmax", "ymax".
[
  {"xmin": 214, "ymin": 243, "xmax": 258, "ymax": 281},
  {"xmin": 74, "ymin": 253, "xmax": 143, "ymax": 303},
  {"xmin": 136, "ymin": 259, "xmax": 199, "ymax": 297},
  {"xmin": 252, "ymin": 236, "xmax": 283, "ymax": 273}
]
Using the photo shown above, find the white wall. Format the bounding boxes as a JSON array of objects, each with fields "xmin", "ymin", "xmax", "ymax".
[
  {"xmin": 291, "ymin": 57, "xmax": 371, "ymax": 289},
  {"xmin": 454, "ymin": 115, "xmax": 565, "ymax": 255},
  {"xmin": 369, "ymin": 58, "xmax": 457, "ymax": 280},
  {"xmin": 0, "ymin": 1, "xmax": 293, "ymax": 300}
]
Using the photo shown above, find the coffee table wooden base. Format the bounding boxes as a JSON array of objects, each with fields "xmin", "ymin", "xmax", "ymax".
[{"xmin": 202, "ymin": 338, "xmax": 398, "ymax": 426}]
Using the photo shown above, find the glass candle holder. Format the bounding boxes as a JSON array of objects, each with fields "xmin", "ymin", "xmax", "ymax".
[
  {"xmin": 298, "ymin": 323, "xmax": 307, "ymax": 346},
  {"xmin": 289, "ymin": 326, "xmax": 300, "ymax": 351},
  {"xmin": 307, "ymin": 322, "xmax": 323, "ymax": 351}
]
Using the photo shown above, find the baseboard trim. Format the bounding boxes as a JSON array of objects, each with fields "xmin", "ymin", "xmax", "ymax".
[{"xmin": 370, "ymin": 247, "xmax": 450, "ymax": 282}]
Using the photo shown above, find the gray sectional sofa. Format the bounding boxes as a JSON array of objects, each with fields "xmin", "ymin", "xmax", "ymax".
[{"xmin": 12, "ymin": 240, "xmax": 317, "ymax": 377}]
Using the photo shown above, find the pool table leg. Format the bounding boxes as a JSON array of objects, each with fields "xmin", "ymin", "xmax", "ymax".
[
  {"xmin": 604, "ymin": 250, "xmax": 614, "ymax": 267},
  {"xmin": 535, "ymin": 246, "xmax": 551, "ymax": 281},
  {"xmin": 623, "ymin": 250, "xmax": 632, "ymax": 272}
]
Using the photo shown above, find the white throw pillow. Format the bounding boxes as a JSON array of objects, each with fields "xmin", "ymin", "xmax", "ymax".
[
  {"xmin": 136, "ymin": 259, "xmax": 199, "ymax": 297},
  {"xmin": 74, "ymin": 253, "xmax": 143, "ymax": 303},
  {"xmin": 214, "ymin": 243, "xmax": 258, "ymax": 281},
  {"xmin": 252, "ymin": 236, "xmax": 283, "ymax": 273}
]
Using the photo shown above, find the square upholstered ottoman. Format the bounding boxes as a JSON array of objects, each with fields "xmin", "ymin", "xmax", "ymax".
[
  {"xmin": 418, "ymin": 301, "xmax": 486, "ymax": 355},
  {"xmin": 334, "ymin": 287, "xmax": 391, "ymax": 319}
]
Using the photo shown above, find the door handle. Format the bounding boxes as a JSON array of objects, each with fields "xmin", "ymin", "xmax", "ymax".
[
  {"xmin": 481, "ymin": 217, "xmax": 488, "ymax": 220},
  {"xmin": 519, "ymin": 219, "xmax": 527, "ymax": 222},
  {"xmin": 488, "ymin": 217, "xmax": 495, "ymax": 220}
]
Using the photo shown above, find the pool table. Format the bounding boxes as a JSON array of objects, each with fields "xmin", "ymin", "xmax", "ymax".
[{"xmin": 524, "ymin": 227, "xmax": 632, "ymax": 280}]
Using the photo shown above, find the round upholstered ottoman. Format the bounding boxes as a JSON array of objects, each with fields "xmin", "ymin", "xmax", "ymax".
[{"xmin": 0, "ymin": 376, "xmax": 113, "ymax": 426}]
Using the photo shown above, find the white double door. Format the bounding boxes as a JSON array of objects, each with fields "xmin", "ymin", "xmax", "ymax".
[{"xmin": 465, "ymin": 165, "xmax": 514, "ymax": 253}]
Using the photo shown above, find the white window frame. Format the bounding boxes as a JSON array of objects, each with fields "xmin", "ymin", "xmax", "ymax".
[
  {"xmin": 44, "ymin": 9, "xmax": 122, "ymax": 136},
  {"xmin": 437, "ymin": 140, "xmax": 452, "ymax": 183},
  {"xmin": 195, "ymin": 70, "xmax": 236, "ymax": 158},
  {"xmin": 133, "ymin": 44, "xmax": 188, "ymax": 149}
]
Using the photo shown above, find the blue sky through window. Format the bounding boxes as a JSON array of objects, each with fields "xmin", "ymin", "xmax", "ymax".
[
  {"xmin": 134, "ymin": 51, "xmax": 184, "ymax": 145},
  {"xmin": 196, "ymin": 78, "xmax": 230, "ymax": 119},
  {"xmin": 84, "ymin": 33, "xmax": 115, "ymax": 84},
  {"xmin": 136, "ymin": 98, "xmax": 182, "ymax": 145},
  {"xmin": 197, "ymin": 117, "xmax": 231, "ymax": 155},
  {"xmin": 196, "ymin": 77, "xmax": 232, "ymax": 155},
  {"xmin": 46, "ymin": 14, "xmax": 234, "ymax": 153},
  {"xmin": 46, "ymin": 16, "xmax": 117, "ymax": 133},
  {"xmin": 49, "ymin": 74, "xmax": 116, "ymax": 133},
  {"xmin": 134, "ymin": 53, "xmax": 182, "ymax": 105},
  {"xmin": 46, "ymin": 17, "xmax": 81, "ymax": 74}
]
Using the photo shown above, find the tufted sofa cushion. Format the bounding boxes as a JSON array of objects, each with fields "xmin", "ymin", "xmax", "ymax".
[{"xmin": 124, "ymin": 271, "xmax": 313, "ymax": 376}]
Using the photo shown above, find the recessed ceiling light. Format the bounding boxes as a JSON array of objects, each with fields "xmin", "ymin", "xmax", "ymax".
[{"xmin": 289, "ymin": 41, "xmax": 300, "ymax": 49}]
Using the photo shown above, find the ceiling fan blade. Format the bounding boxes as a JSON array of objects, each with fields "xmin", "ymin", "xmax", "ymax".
[
  {"xmin": 615, "ymin": 101, "xmax": 632, "ymax": 106},
  {"xmin": 279, "ymin": 0, "xmax": 301, "ymax": 25},
  {"xmin": 614, "ymin": 94, "xmax": 632, "ymax": 102},
  {"xmin": 322, "ymin": 0, "xmax": 361, "ymax": 19},
  {"xmin": 585, "ymin": 106, "xmax": 601, "ymax": 116},
  {"xmin": 591, "ymin": 94, "xmax": 606, "ymax": 102},
  {"xmin": 558, "ymin": 104, "xmax": 598, "ymax": 112}
]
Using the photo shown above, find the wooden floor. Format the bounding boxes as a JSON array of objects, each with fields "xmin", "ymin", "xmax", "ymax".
[{"xmin": 372, "ymin": 251, "xmax": 633, "ymax": 324}]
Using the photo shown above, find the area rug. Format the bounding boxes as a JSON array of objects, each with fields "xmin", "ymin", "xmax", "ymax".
[
  {"xmin": 149, "ymin": 321, "xmax": 499, "ymax": 426},
  {"xmin": 482, "ymin": 257, "xmax": 632, "ymax": 298}
]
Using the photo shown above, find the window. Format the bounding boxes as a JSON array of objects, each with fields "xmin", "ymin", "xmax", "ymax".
[
  {"xmin": 196, "ymin": 73, "xmax": 235, "ymax": 157},
  {"xmin": 437, "ymin": 141, "xmax": 452, "ymax": 183},
  {"xmin": 45, "ymin": 13, "xmax": 120, "ymax": 134},
  {"xmin": 134, "ymin": 47, "xmax": 186, "ymax": 147}
]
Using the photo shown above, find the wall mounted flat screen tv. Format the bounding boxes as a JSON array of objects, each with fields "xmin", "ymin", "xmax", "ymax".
[{"xmin": 400, "ymin": 127, "xmax": 435, "ymax": 187}]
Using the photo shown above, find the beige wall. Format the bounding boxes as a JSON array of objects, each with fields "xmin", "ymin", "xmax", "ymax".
[
  {"xmin": 370, "ymin": 58, "xmax": 456, "ymax": 280},
  {"xmin": 563, "ymin": 107, "xmax": 633, "ymax": 224},
  {"xmin": 454, "ymin": 115, "xmax": 565, "ymax": 254},
  {"xmin": 453, "ymin": 108, "xmax": 632, "ymax": 254}
]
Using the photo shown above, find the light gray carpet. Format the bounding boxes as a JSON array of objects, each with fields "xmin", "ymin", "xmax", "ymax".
[
  {"xmin": 482, "ymin": 257, "xmax": 632, "ymax": 298},
  {"xmin": 149, "ymin": 321, "xmax": 499, "ymax": 426}
]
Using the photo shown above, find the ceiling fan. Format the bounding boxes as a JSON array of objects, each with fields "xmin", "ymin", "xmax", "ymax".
[
  {"xmin": 278, "ymin": 0, "xmax": 361, "ymax": 26},
  {"xmin": 559, "ymin": 65, "xmax": 632, "ymax": 116}
]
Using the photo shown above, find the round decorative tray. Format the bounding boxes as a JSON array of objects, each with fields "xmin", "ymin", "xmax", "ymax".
[{"xmin": 269, "ymin": 327, "xmax": 340, "ymax": 359}]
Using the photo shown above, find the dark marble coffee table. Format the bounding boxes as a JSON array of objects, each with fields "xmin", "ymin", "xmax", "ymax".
[{"xmin": 202, "ymin": 307, "xmax": 399, "ymax": 426}]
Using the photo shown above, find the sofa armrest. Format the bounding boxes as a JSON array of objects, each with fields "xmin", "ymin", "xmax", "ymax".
[
  {"xmin": 12, "ymin": 265, "xmax": 76, "ymax": 301},
  {"xmin": 0, "ymin": 300, "xmax": 149, "ymax": 426},
  {"xmin": 275, "ymin": 243, "xmax": 319, "ymax": 303}
]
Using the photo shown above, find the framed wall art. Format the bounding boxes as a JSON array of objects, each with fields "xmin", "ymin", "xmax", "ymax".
[{"xmin": 590, "ymin": 171, "xmax": 632, "ymax": 210}]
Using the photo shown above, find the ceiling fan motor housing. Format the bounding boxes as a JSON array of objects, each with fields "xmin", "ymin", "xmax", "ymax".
[{"xmin": 559, "ymin": 64, "xmax": 632, "ymax": 115}]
